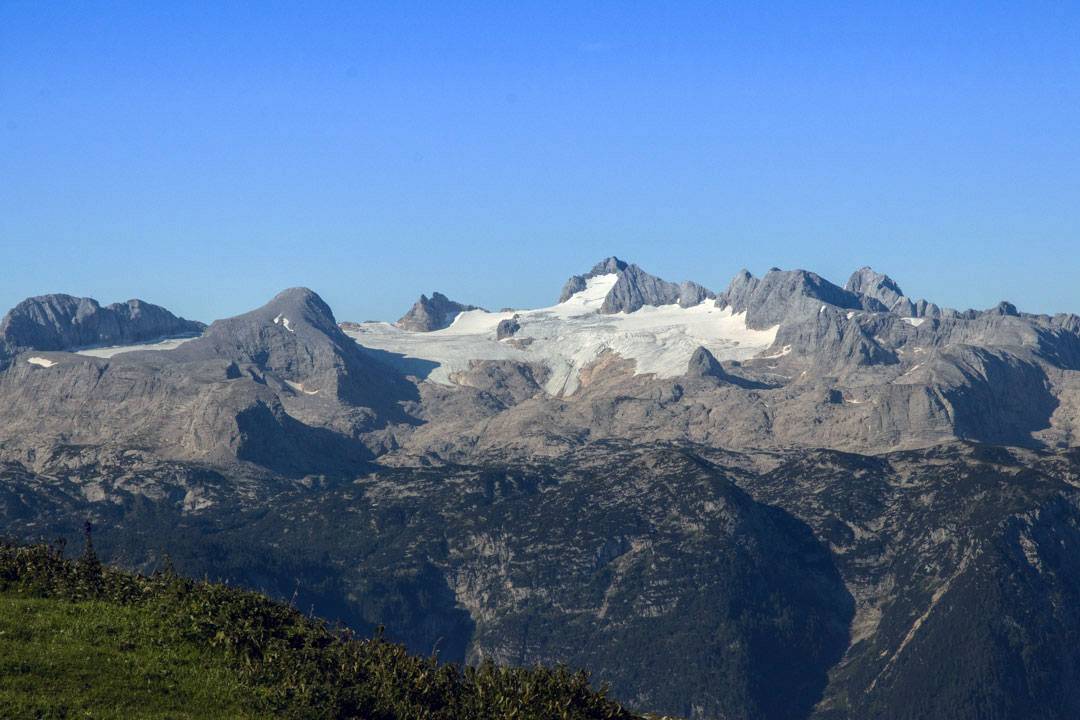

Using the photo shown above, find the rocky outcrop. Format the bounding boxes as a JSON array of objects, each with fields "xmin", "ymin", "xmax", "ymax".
[
  {"xmin": 685, "ymin": 346, "xmax": 730, "ymax": 383},
  {"xmin": 602, "ymin": 264, "xmax": 713, "ymax": 313},
  {"xmin": 167, "ymin": 287, "xmax": 401, "ymax": 406},
  {"xmin": 844, "ymin": 266, "xmax": 948, "ymax": 319},
  {"xmin": 558, "ymin": 257, "xmax": 628, "ymax": 303},
  {"xmin": 0, "ymin": 294, "xmax": 204, "ymax": 367},
  {"xmin": 718, "ymin": 267, "xmax": 885, "ymax": 329},
  {"xmin": 397, "ymin": 292, "xmax": 482, "ymax": 331},
  {"xmin": 495, "ymin": 316, "xmax": 521, "ymax": 340},
  {"xmin": 559, "ymin": 256, "xmax": 715, "ymax": 312},
  {"xmin": 846, "ymin": 266, "xmax": 906, "ymax": 309},
  {"xmin": 0, "ymin": 288, "xmax": 414, "ymax": 475}
]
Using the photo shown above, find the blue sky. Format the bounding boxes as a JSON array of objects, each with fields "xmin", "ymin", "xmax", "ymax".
[{"xmin": 2, "ymin": 2, "xmax": 1078, "ymax": 323}]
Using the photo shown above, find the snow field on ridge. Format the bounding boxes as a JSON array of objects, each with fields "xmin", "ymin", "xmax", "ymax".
[{"xmin": 344, "ymin": 274, "xmax": 779, "ymax": 396}]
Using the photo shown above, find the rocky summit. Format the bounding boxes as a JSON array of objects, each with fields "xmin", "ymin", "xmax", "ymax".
[{"xmin": 4, "ymin": 257, "xmax": 1080, "ymax": 719}]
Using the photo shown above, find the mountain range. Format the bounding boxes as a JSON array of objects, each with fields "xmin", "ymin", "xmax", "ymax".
[{"xmin": 3, "ymin": 257, "xmax": 1080, "ymax": 719}]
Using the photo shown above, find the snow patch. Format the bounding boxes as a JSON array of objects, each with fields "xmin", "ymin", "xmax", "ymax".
[
  {"xmin": 760, "ymin": 344, "xmax": 792, "ymax": 359},
  {"xmin": 345, "ymin": 278, "xmax": 778, "ymax": 396},
  {"xmin": 76, "ymin": 336, "xmax": 197, "ymax": 358},
  {"xmin": 27, "ymin": 357, "xmax": 57, "ymax": 368},
  {"xmin": 846, "ymin": 311, "xmax": 857, "ymax": 320},
  {"xmin": 274, "ymin": 314, "xmax": 295, "ymax": 332},
  {"xmin": 558, "ymin": 274, "xmax": 619, "ymax": 314},
  {"xmin": 285, "ymin": 380, "xmax": 319, "ymax": 395},
  {"xmin": 902, "ymin": 317, "xmax": 925, "ymax": 327}
]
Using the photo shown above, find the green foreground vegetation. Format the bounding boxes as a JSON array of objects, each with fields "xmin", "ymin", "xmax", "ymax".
[
  {"xmin": 0, "ymin": 595, "xmax": 258, "ymax": 719},
  {"xmin": 0, "ymin": 537, "xmax": 660, "ymax": 720}
]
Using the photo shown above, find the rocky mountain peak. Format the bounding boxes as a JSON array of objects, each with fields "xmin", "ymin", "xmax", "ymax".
[
  {"xmin": 559, "ymin": 257, "xmax": 715, "ymax": 313},
  {"xmin": 397, "ymin": 292, "xmax": 482, "ymax": 332},
  {"xmin": 589, "ymin": 256, "xmax": 630, "ymax": 275},
  {"xmin": 845, "ymin": 267, "xmax": 906, "ymax": 309},
  {"xmin": 259, "ymin": 287, "xmax": 341, "ymax": 333},
  {"xmin": 167, "ymin": 287, "xmax": 403, "ymax": 402},
  {"xmin": 173, "ymin": 287, "xmax": 340, "ymax": 354},
  {"xmin": 0, "ymin": 292, "xmax": 205, "ymax": 368},
  {"xmin": 686, "ymin": 346, "xmax": 730, "ymax": 383},
  {"xmin": 993, "ymin": 300, "xmax": 1020, "ymax": 317},
  {"xmin": 844, "ymin": 267, "xmax": 952, "ymax": 319},
  {"xmin": 718, "ymin": 267, "xmax": 874, "ymax": 329}
]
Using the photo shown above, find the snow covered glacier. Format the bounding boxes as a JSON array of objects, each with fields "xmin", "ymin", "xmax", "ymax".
[{"xmin": 343, "ymin": 274, "xmax": 779, "ymax": 396}]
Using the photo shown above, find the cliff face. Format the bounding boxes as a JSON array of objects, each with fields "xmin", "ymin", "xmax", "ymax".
[
  {"xmin": 0, "ymin": 288, "xmax": 412, "ymax": 475},
  {"xmin": 558, "ymin": 256, "xmax": 715, "ymax": 313},
  {"xmin": 396, "ymin": 292, "xmax": 482, "ymax": 331},
  {"xmin": 0, "ymin": 294, "xmax": 204, "ymax": 367}
]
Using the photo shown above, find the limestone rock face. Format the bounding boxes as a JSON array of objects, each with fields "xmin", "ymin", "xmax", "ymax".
[
  {"xmin": 0, "ymin": 294, "xmax": 204, "ymax": 367},
  {"xmin": 846, "ymin": 266, "xmax": 906, "ymax": 310},
  {"xmin": 0, "ymin": 287, "xmax": 411, "ymax": 474},
  {"xmin": 845, "ymin": 266, "xmax": 947, "ymax": 319},
  {"xmin": 167, "ymin": 287, "xmax": 406, "ymax": 408},
  {"xmin": 558, "ymin": 257, "xmax": 628, "ymax": 302},
  {"xmin": 397, "ymin": 292, "xmax": 482, "ymax": 331},
  {"xmin": 718, "ymin": 267, "xmax": 878, "ymax": 329},
  {"xmin": 558, "ymin": 256, "xmax": 715, "ymax": 312},
  {"xmin": 495, "ymin": 316, "xmax": 521, "ymax": 340},
  {"xmin": 685, "ymin": 346, "xmax": 730, "ymax": 383}
]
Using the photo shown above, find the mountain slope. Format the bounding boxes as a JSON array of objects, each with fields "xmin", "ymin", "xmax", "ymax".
[
  {"xmin": 4, "ymin": 441, "xmax": 1080, "ymax": 719},
  {"xmin": 8, "ymin": 259, "xmax": 1080, "ymax": 466},
  {"xmin": 558, "ymin": 256, "xmax": 714, "ymax": 312},
  {"xmin": 0, "ymin": 294, "xmax": 204, "ymax": 370},
  {"xmin": 0, "ymin": 596, "xmax": 260, "ymax": 719},
  {"xmin": 7, "ymin": 259, "xmax": 1080, "ymax": 719},
  {"xmin": 0, "ymin": 542, "xmax": 655, "ymax": 720},
  {"xmin": 344, "ymin": 258, "xmax": 1080, "ymax": 460},
  {"xmin": 0, "ymin": 288, "xmax": 412, "ymax": 475}
]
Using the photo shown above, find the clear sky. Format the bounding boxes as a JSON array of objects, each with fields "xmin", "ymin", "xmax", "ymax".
[{"xmin": 2, "ymin": 2, "xmax": 1078, "ymax": 324}]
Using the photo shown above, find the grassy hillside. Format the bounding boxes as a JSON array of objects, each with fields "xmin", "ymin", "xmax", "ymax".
[
  {"xmin": 0, "ymin": 596, "xmax": 259, "ymax": 719},
  {"xmin": 0, "ymin": 537, "xmax": 662, "ymax": 720}
]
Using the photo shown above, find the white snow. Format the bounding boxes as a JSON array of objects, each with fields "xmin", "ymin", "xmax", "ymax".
[
  {"xmin": 75, "ymin": 336, "xmax": 197, "ymax": 358},
  {"xmin": 846, "ymin": 311, "xmax": 857, "ymax": 320},
  {"xmin": 344, "ymin": 274, "xmax": 780, "ymax": 396},
  {"xmin": 902, "ymin": 317, "xmax": 925, "ymax": 327},
  {"xmin": 274, "ymin": 314, "xmax": 295, "ymax": 332},
  {"xmin": 553, "ymin": 274, "xmax": 619, "ymax": 315},
  {"xmin": 760, "ymin": 344, "xmax": 793, "ymax": 359},
  {"xmin": 27, "ymin": 357, "xmax": 57, "ymax": 368},
  {"xmin": 285, "ymin": 380, "xmax": 319, "ymax": 395},
  {"xmin": 820, "ymin": 305, "xmax": 827, "ymax": 314}
]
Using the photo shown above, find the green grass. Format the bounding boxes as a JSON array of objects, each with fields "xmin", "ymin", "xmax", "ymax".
[
  {"xmin": 0, "ymin": 541, "xmax": 659, "ymax": 720},
  {"xmin": 0, "ymin": 595, "xmax": 260, "ymax": 720},
  {"xmin": 0, "ymin": 595, "xmax": 263, "ymax": 720}
]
